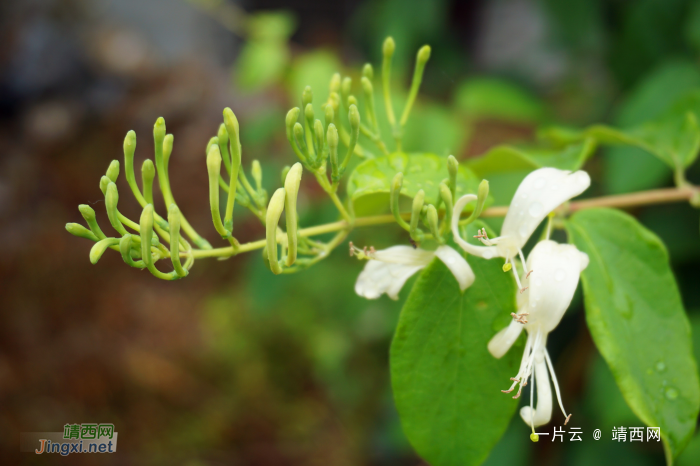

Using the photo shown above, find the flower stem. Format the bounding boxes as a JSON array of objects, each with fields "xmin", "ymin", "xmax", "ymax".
[{"xmin": 185, "ymin": 185, "xmax": 699, "ymax": 260}]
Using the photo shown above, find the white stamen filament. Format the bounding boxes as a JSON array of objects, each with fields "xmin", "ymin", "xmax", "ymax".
[
  {"xmin": 529, "ymin": 363, "xmax": 536, "ymax": 433},
  {"xmin": 503, "ymin": 330, "xmax": 542, "ymax": 399},
  {"xmin": 544, "ymin": 349, "xmax": 570, "ymax": 423}
]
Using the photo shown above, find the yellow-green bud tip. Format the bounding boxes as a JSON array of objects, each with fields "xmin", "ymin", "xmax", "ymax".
[
  {"xmin": 302, "ymin": 86, "xmax": 313, "ymax": 106},
  {"xmin": 348, "ymin": 105, "xmax": 360, "ymax": 129},
  {"xmin": 447, "ymin": 155, "xmax": 458, "ymax": 174},
  {"xmin": 78, "ymin": 204, "xmax": 95, "ymax": 218},
  {"xmin": 327, "ymin": 124, "xmax": 338, "ymax": 148},
  {"xmin": 217, "ymin": 123, "xmax": 229, "ymax": 142},
  {"xmin": 383, "ymin": 37, "xmax": 395, "ymax": 57},
  {"xmin": 362, "ymin": 63, "xmax": 374, "ymax": 80},
  {"xmin": 478, "ymin": 179, "xmax": 490, "ymax": 198},
  {"xmin": 502, "ymin": 263, "xmax": 512, "ymax": 272},
  {"xmin": 223, "ymin": 107, "xmax": 240, "ymax": 133},
  {"xmin": 304, "ymin": 103, "xmax": 314, "ymax": 121},
  {"xmin": 154, "ymin": 117, "xmax": 166, "ymax": 138},
  {"xmin": 530, "ymin": 433, "xmax": 539, "ymax": 442},
  {"xmin": 106, "ymin": 160, "xmax": 120, "ymax": 182},
  {"xmin": 330, "ymin": 73, "xmax": 341, "ymax": 93},
  {"xmin": 286, "ymin": 107, "xmax": 300, "ymax": 128},
  {"xmin": 124, "ymin": 130, "xmax": 136, "ymax": 151},
  {"xmin": 392, "ymin": 172, "xmax": 404, "ymax": 191},
  {"xmin": 206, "ymin": 144, "xmax": 222, "ymax": 169},
  {"xmin": 418, "ymin": 45, "xmax": 431, "ymax": 63},
  {"xmin": 341, "ymin": 77, "xmax": 352, "ymax": 95}
]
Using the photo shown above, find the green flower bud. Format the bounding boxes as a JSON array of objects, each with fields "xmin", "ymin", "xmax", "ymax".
[
  {"xmin": 206, "ymin": 144, "xmax": 228, "ymax": 238},
  {"xmin": 329, "ymin": 72, "xmax": 341, "ymax": 93},
  {"xmin": 302, "ymin": 85, "xmax": 313, "ymax": 108},
  {"xmin": 168, "ymin": 204, "xmax": 188, "ymax": 277},
  {"xmin": 324, "ymin": 104, "xmax": 334, "ymax": 129},
  {"xmin": 383, "ymin": 36, "xmax": 396, "ymax": 58},
  {"xmin": 90, "ymin": 237, "xmax": 120, "ymax": 264},
  {"xmin": 341, "ymin": 77, "xmax": 352, "ymax": 107},
  {"xmin": 163, "ymin": 133, "xmax": 174, "ymax": 167},
  {"xmin": 281, "ymin": 165, "xmax": 291, "ymax": 185},
  {"xmin": 223, "ymin": 107, "xmax": 241, "ymax": 168},
  {"xmin": 141, "ymin": 159, "xmax": 155, "ymax": 204},
  {"xmin": 418, "ymin": 45, "xmax": 431, "ymax": 63},
  {"xmin": 293, "ymin": 122, "xmax": 307, "ymax": 156},
  {"xmin": 426, "ymin": 204, "xmax": 440, "ymax": 240},
  {"xmin": 106, "ymin": 160, "xmax": 120, "ymax": 183},
  {"xmin": 410, "ymin": 189, "xmax": 425, "ymax": 239},
  {"xmin": 313, "ymin": 119, "xmax": 325, "ymax": 161},
  {"xmin": 266, "ymin": 187, "xmax": 286, "ymax": 275},
  {"xmin": 390, "ymin": 172, "xmax": 410, "ymax": 231},
  {"xmin": 119, "ymin": 234, "xmax": 145, "ymax": 269},
  {"xmin": 328, "ymin": 124, "xmax": 340, "ymax": 183},
  {"xmin": 140, "ymin": 203, "xmax": 178, "ymax": 280},
  {"xmin": 251, "ymin": 160, "xmax": 263, "ymax": 191},
  {"xmin": 284, "ymin": 162, "xmax": 303, "ymax": 266},
  {"xmin": 348, "ymin": 95, "xmax": 358, "ymax": 108},
  {"xmin": 447, "ymin": 155, "xmax": 458, "ymax": 196},
  {"xmin": 65, "ymin": 223, "xmax": 99, "ymax": 242},
  {"xmin": 362, "ymin": 63, "xmax": 373, "ymax": 81},
  {"xmin": 106, "ymin": 182, "xmax": 127, "ymax": 236},
  {"xmin": 304, "ymin": 102, "xmax": 315, "ymax": 123},
  {"xmin": 122, "ymin": 130, "xmax": 145, "ymax": 205},
  {"xmin": 206, "ymin": 136, "xmax": 219, "ymax": 156},
  {"xmin": 99, "ymin": 175, "xmax": 110, "ymax": 196},
  {"xmin": 79, "ymin": 204, "xmax": 106, "ymax": 240},
  {"xmin": 217, "ymin": 123, "xmax": 231, "ymax": 174}
]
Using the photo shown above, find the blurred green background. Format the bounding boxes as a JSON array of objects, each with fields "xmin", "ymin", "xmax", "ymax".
[{"xmin": 1, "ymin": 0, "xmax": 700, "ymax": 464}]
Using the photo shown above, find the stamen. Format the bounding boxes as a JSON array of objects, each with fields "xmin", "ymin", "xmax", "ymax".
[
  {"xmin": 519, "ymin": 287, "xmax": 529, "ymax": 294},
  {"xmin": 544, "ymin": 349, "xmax": 570, "ymax": 422},
  {"xmin": 530, "ymin": 364, "xmax": 536, "ymax": 433},
  {"xmin": 526, "ymin": 270, "xmax": 534, "ymax": 279},
  {"xmin": 511, "ymin": 312, "xmax": 529, "ymax": 324},
  {"xmin": 510, "ymin": 258, "xmax": 524, "ymax": 290},
  {"xmin": 349, "ymin": 242, "xmax": 373, "ymax": 260},
  {"xmin": 565, "ymin": 414, "xmax": 572, "ymax": 425}
]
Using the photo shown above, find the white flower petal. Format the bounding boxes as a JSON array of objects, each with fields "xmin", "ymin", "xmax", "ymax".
[
  {"xmin": 451, "ymin": 194, "xmax": 498, "ymax": 259},
  {"xmin": 371, "ymin": 245, "xmax": 435, "ymax": 265},
  {"xmin": 488, "ymin": 319, "xmax": 523, "ymax": 358},
  {"xmin": 500, "ymin": 168, "xmax": 590, "ymax": 256},
  {"xmin": 519, "ymin": 358, "xmax": 552, "ymax": 427},
  {"xmin": 355, "ymin": 260, "xmax": 424, "ymax": 300},
  {"xmin": 524, "ymin": 240, "xmax": 588, "ymax": 333},
  {"xmin": 434, "ymin": 245, "xmax": 475, "ymax": 291}
]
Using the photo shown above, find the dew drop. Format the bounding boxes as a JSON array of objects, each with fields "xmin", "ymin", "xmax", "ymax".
[
  {"xmin": 534, "ymin": 177, "xmax": 546, "ymax": 189},
  {"xmin": 665, "ymin": 387, "xmax": 679, "ymax": 400},
  {"xmin": 529, "ymin": 202, "xmax": 543, "ymax": 217},
  {"xmin": 554, "ymin": 269, "xmax": 566, "ymax": 282},
  {"xmin": 550, "ymin": 184, "xmax": 558, "ymax": 191},
  {"xmin": 521, "ymin": 193, "xmax": 528, "ymax": 199},
  {"xmin": 535, "ymin": 278, "xmax": 543, "ymax": 287},
  {"xmin": 514, "ymin": 203, "xmax": 519, "ymax": 207},
  {"xmin": 655, "ymin": 361, "xmax": 666, "ymax": 373},
  {"xmin": 519, "ymin": 224, "xmax": 529, "ymax": 237},
  {"xmin": 483, "ymin": 251, "xmax": 495, "ymax": 259}
]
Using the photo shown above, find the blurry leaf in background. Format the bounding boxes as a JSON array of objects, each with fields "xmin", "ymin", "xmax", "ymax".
[
  {"xmin": 347, "ymin": 152, "xmax": 482, "ymax": 215},
  {"xmin": 391, "ymin": 225, "xmax": 521, "ymax": 466},
  {"xmin": 566, "ymin": 208, "xmax": 700, "ymax": 462},
  {"xmin": 287, "ymin": 51, "xmax": 343, "ymax": 114},
  {"xmin": 235, "ymin": 11, "xmax": 296, "ymax": 91},
  {"xmin": 454, "ymin": 78, "xmax": 547, "ymax": 124},
  {"xmin": 604, "ymin": 60, "xmax": 700, "ymax": 194},
  {"xmin": 402, "ymin": 101, "xmax": 469, "ymax": 156}
]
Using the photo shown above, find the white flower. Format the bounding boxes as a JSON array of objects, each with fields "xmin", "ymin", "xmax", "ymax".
[
  {"xmin": 451, "ymin": 167, "xmax": 590, "ymax": 290},
  {"xmin": 352, "ymin": 243, "xmax": 474, "ymax": 300},
  {"xmin": 487, "ymin": 239, "xmax": 589, "ymax": 430}
]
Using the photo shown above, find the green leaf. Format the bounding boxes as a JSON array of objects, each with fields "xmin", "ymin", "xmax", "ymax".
[
  {"xmin": 347, "ymin": 152, "xmax": 482, "ymax": 210},
  {"xmin": 454, "ymin": 78, "xmax": 546, "ymax": 123},
  {"xmin": 390, "ymin": 242, "xmax": 521, "ymax": 466},
  {"xmin": 236, "ymin": 41, "xmax": 290, "ymax": 91},
  {"xmin": 566, "ymin": 208, "xmax": 700, "ymax": 462}
]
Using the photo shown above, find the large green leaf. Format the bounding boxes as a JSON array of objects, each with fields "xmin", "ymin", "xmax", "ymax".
[
  {"xmin": 390, "ymin": 243, "xmax": 521, "ymax": 466},
  {"xmin": 566, "ymin": 208, "xmax": 700, "ymax": 463},
  {"xmin": 347, "ymin": 152, "xmax": 481, "ymax": 210}
]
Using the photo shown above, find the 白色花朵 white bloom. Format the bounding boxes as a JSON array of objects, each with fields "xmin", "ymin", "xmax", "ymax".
[
  {"xmin": 487, "ymin": 239, "xmax": 589, "ymax": 431},
  {"xmin": 451, "ymin": 167, "xmax": 590, "ymax": 290},
  {"xmin": 352, "ymin": 243, "xmax": 474, "ymax": 300}
]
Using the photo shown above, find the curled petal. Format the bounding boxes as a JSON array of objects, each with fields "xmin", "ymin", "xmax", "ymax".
[
  {"xmin": 488, "ymin": 319, "xmax": 524, "ymax": 359},
  {"xmin": 451, "ymin": 194, "xmax": 498, "ymax": 259},
  {"xmin": 355, "ymin": 260, "xmax": 424, "ymax": 300},
  {"xmin": 519, "ymin": 358, "xmax": 553, "ymax": 427},
  {"xmin": 434, "ymin": 245, "xmax": 475, "ymax": 291},
  {"xmin": 500, "ymin": 168, "xmax": 590, "ymax": 257}
]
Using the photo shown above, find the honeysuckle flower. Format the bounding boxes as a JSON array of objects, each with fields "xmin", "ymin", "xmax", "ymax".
[
  {"xmin": 487, "ymin": 239, "xmax": 589, "ymax": 433},
  {"xmin": 451, "ymin": 167, "xmax": 590, "ymax": 291},
  {"xmin": 351, "ymin": 242, "xmax": 474, "ymax": 300}
]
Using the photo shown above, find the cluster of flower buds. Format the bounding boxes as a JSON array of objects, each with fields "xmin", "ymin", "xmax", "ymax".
[{"xmin": 67, "ymin": 36, "xmax": 435, "ymax": 279}]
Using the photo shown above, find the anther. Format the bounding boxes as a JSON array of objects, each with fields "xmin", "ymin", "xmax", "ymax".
[
  {"xmin": 526, "ymin": 270, "xmax": 534, "ymax": 279},
  {"xmin": 349, "ymin": 241, "xmax": 355, "ymax": 256},
  {"xmin": 519, "ymin": 287, "xmax": 529, "ymax": 294},
  {"xmin": 564, "ymin": 414, "xmax": 572, "ymax": 425}
]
